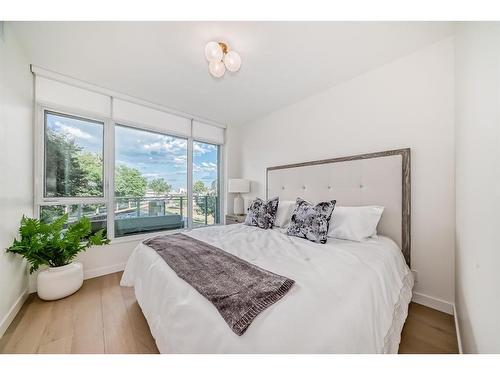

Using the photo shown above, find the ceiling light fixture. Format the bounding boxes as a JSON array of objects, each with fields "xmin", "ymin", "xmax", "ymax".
[{"xmin": 205, "ymin": 41, "xmax": 241, "ymax": 78}]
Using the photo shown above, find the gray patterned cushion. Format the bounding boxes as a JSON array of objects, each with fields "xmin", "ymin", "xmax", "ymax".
[
  {"xmin": 244, "ymin": 197, "xmax": 280, "ymax": 229},
  {"xmin": 286, "ymin": 198, "xmax": 336, "ymax": 243}
]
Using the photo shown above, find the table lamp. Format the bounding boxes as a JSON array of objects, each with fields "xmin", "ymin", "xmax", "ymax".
[{"xmin": 228, "ymin": 179, "xmax": 250, "ymax": 215}]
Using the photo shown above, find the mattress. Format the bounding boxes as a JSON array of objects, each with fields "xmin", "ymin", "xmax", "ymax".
[{"xmin": 121, "ymin": 224, "xmax": 413, "ymax": 353}]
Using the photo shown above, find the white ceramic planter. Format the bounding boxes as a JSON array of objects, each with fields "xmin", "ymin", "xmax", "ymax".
[{"xmin": 37, "ymin": 262, "xmax": 84, "ymax": 301}]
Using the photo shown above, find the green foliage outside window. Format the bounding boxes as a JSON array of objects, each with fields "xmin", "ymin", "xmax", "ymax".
[
  {"xmin": 148, "ymin": 178, "xmax": 172, "ymax": 196},
  {"xmin": 114, "ymin": 164, "xmax": 147, "ymax": 197},
  {"xmin": 45, "ymin": 131, "xmax": 96, "ymax": 197},
  {"xmin": 46, "ymin": 128, "xmax": 149, "ymax": 198},
  {"xmin": 193, "ymin": 180, "xmax": 218, "ymax": 223}
]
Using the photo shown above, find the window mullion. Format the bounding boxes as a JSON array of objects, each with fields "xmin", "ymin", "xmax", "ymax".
[
  {"xmin": 105, "ymin": 119, "xmax": 115, "ymax": 239},
  {"xmin": 34, "ymin": 106, "xmax": 44, "ymax": 216},
  {"xmin": 187, "ymin": 136, "xmax": 194, "ymax": 229},
  {"xmin": 218, "ymin": 144, "xmax": 224, "ymax": 224}
]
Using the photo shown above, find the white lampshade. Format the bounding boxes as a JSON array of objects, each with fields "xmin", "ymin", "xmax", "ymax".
[
  {"xmin": 205, "ymin": 41, "xmax": 223, "ymax": 62},
  {"xmin": 228, "ymin": 179, "xmax": 250, "ymax": 193},
  {"xmin": 224, "ymin": 51, "xmax": 242, "ymax": 72},
  {"xmin": 209, "ymin": 60, "xmax": 225, "ymax": 78}
]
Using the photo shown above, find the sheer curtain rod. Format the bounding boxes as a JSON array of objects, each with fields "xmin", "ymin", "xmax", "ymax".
[{"xmin": 30, "ymin": 65, "xmax": 227, "ymax": 129}]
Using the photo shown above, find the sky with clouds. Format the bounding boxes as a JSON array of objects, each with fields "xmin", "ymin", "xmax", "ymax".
[{"xmin": 46, "ymin": 113, "xmax": 218, "ymax": 193}]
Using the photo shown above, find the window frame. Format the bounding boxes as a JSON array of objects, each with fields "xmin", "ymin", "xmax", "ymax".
[
  {"xmin": 34, "ymin": 104, "xmax": 225, "ymax": 243},
  {"xmin": 192, "ymin": 140, "xmax": 222, "ymax": 227},
  {"xmin": 35, "ymin": 105, "xmax": 111, "ymax": 209}
]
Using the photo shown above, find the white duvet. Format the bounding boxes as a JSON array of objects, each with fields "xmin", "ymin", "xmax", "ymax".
[{"xmin": 121, "ymin": 224, "xmax": 413, "ymax": 353}]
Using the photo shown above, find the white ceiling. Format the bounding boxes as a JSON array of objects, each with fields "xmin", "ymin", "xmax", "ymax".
[{"xmin": 10, "ymin": 22, "xmax": 453, "ymax": 126}]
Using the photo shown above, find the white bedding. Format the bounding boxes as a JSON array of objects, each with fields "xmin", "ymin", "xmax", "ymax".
[{"xmin": 121, "ymin": 224, "xmax": 413, "ymax": 353}]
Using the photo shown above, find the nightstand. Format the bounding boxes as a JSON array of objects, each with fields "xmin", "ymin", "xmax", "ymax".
[{"xmin": 225, "ymin": 214, "xmax": 246, "ymax": 225}]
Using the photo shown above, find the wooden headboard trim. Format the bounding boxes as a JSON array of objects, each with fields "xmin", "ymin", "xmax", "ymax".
[{"xmin": 266, "ymin": 148, "xmax": 411, "ymax": 266}]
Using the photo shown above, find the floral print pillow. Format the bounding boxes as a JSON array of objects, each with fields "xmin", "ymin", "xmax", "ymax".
[
  {"xmin": 244, "ymin": 197, "xmax": 280, "ymax": 229},
  {"xmin": 286, "ymin": 198, "xmax": 336, "ymax": 243}
]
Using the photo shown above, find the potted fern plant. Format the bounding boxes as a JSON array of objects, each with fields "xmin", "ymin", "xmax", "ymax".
[{"xmin": 6, "ymin": 214, "xmax": 110, "ymax": 300}]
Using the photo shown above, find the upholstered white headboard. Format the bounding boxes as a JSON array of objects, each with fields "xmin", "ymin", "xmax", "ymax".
[{"xmin": 266, "ymin": 149, "xmax": 411, "ymax": 266}]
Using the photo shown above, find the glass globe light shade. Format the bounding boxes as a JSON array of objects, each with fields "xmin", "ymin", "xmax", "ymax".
[
  {"xmin": 224, "ymin": 51, "xmax": 242, "ymax": 72},
  {"xmin": 209, "ymin": 60, "xmax": 226, "ymax": 78},
  {"xmin": 205, "ymin": 41, "xmax": 223, "ymax": 62}
]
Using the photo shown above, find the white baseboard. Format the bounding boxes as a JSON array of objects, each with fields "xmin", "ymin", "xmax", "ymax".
[
  {"xmin": 412, "ymin": 292, "xmax": 454, "ymax": 315},
  {"xmin": 83, "ymin": 263, "xmax": 126, "ymax": 280},
  {"xmin": 0, "ymin": 288, "xmax": 29, "ymax": 338},
  {"xmin": 453, "ymin": 304, "xmax": 463, "ymax": 354}
]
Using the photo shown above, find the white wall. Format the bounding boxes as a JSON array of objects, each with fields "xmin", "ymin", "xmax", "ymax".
[
  {"xmin": 455, "ymin": 23, "xmax": 500, "ymax": 353},
  {"xmin": 232, "ymin": 38, "xmax": 456, "ymax": 309},
  {"xmin": 224, "ymin": 125, "xmax": 242, "ymax": 215},
  {"xmin": 75, "ymin": 241, "xmax": 138, "ymax": 281},
  {"xmin": 0, "ymin": 23, "xmax": 33, "ymax": 336}
]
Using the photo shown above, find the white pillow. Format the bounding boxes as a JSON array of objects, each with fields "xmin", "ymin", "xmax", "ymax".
[
  {"xmin": 328, "ymin": 206, "xmax": 384, "ymax": 242},
  {"xmin": 274, "ymin": 200, "xmax": 296, "ymax": 228}
]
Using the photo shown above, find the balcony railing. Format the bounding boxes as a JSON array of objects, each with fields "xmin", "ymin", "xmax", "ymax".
[
  {"xmin": 41, "ymin": 195, "xmax": 220, "ymax": 238},
  {"xmin": 114, "ymin": 195, "xmax": 220, "ymax": 236}
]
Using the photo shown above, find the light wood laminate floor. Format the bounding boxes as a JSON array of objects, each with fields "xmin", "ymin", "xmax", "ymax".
[{"xmin": 0, "ymin": 272, "xmax": 458, "ymax": 354}]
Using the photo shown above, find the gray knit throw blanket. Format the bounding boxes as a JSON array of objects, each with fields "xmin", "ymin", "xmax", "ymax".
[{"xmin": 143, "ymin": 233, "xmax": 295, "ymax": 335}]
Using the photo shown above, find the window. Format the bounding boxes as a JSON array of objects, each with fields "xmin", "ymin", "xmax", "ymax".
[
  {"xmin": 114, "ymin": 125, "xmax": 187, "ymax": 237},
  {"xmin": 37, "ymin": 108, "xmax": 223, "ymax": 241},
  {"xmin": 44, "ymin": 111, "xmax": 104, "ymax": 198},
  {"xmin": 39, "ymin": 111, "xmax": 107, "ymax": 235},
  {"xmin": 192, "ymin": 141, "xmax": 220, "ymax": 227}
]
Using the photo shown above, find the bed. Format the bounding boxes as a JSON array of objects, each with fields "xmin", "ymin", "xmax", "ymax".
[{"xmin": 121, "ymin": 148, "xmax": 413, "ymax": 353}]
